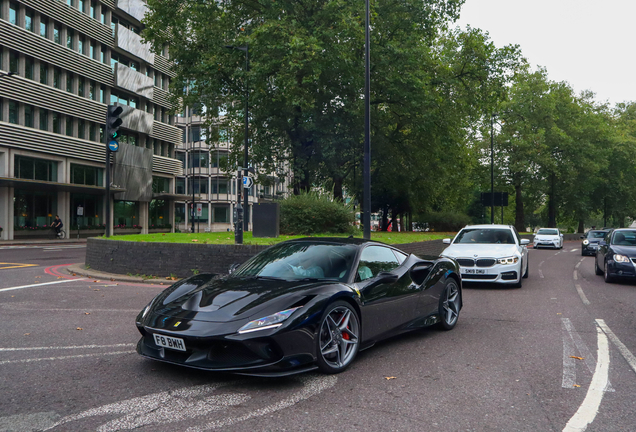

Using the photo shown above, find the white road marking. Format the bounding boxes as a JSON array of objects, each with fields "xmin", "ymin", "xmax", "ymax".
[
  {"xmin": 571, "ymin": 248, "xmax": 577, "ymax": 252},
  {"xmin": 575, "ymin": 262, "xmax": 581, "ymax": 269},
  {"xmin": 575, "ymin": 284, "xmax": 591, "ymax": 305},
  {"xmin": 0, "ymin": 350, "xmax": 135, "ymax": 365},
  {"xmin": 539, "ymin": 269, "xmax": 545, "ymax": 279},
  {"xmin": 596, "ymin": 319, "xmax": 636, "ymax": 375},
  {"xmin": 580, "ymin": 258, "xmax": 585, "ymax": 263},
  {"xmin": 562, "ymin": 325, "xmax": 610, "ymax": 432},
  {"xmin": 0, "ymin": 343, "xmax": 134, "ymax": 352},
  {"xmin": 562, "ymin": 319, "xmax": 613, "ymax": 391},
  {"xmin": 562, "ymin": 320, "xmax": 577, "ymax": 388},
  {"xmin": 539, "ymin": 261, "xmax": 545, "ymax": 268},
  {"xmin": 573, "ymin": 271, "xmax": 578, "ymax": 281},
  {"xmin": 0, "ymin": 279, "xmax": 87, "ymax": 293},
  {"xmin": 43, "ymin": 249, "xmax": 63, "ymax": 252},
  {"xmin": 44, "ymin": 375, "xmax": 337, "ymax": 432}
]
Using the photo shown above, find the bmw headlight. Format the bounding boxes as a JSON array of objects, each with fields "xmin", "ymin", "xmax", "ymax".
[
  {"xmin": 613, "ymin": 254, "xmax": 630, "ymax": 263},
  {"xmin": 238, "ymin": 307, "xmax": 301, "ymax": 334},
  {"xmin": 583, "ymin": 240, "xmax": 589, "ymax": 245},
  {"xmin": 498, "ymin": 256, "xmax": 519, "ymax": 265}
]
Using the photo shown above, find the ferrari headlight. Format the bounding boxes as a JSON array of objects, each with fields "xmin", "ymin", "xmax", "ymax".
[
  {"xmin": 238, "ymin": 307, "xmax": 301, "ymax": 334},
  {"xmin": 141, "ymin": 295, "xmax": 159, "ymax": 318},
  {"xmin": 498, "ymin": 256, "xmax": 519, "ymax": 265},
  {"xmin": 583, "ymin": 240, "xmax": 589, "ymax": 245},
  {"xmin": 613, "ymin": 254, "xmax": 630, "ymax": 263}
]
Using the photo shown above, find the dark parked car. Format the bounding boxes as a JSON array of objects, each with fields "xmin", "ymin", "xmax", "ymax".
[
  {"xmin": 595, "ymin": 229, "xmax": 636, "ymax": 282},
  {"xmin": 581, "ymin": 230, "xmax": 609, "ymax": 256},
  {"xmin": 136, "ymin": 238, "xmax": 462, "ymax": 376}
]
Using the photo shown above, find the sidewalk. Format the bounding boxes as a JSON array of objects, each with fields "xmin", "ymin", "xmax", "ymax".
[
  {"xmin": 0, "ymin": 239, "xmax": 88, "ymax": 246},
  {"xmin": 65, "ymin": 263, "xmax": 179, "ymax": 285}
]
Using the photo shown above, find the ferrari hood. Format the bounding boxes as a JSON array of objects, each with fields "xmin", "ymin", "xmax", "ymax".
[
  {"xmin": 441, "ymin": 243, "xmax": 520, "ymax": 258},
  {"xmin": 152, "ymin": 275, "xmax": 335, "ymax": 323}
]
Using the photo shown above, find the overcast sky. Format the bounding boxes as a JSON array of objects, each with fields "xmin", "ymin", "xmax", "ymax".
[{"xmin": 455, "ymin": 0, "xmax": 635, "ymax": 106}]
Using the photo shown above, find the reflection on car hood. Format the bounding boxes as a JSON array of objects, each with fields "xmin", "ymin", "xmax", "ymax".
[
  {"xmin": 610, "ymin": 245, "xmax": 636, "ymax": 257},
  {"xmin": 441, "ymin": 244, "xmax": 519, "ymax": 258},
  {"xmin": 153, "ymin": 276, "xmax": 335, "ymax": 323}
]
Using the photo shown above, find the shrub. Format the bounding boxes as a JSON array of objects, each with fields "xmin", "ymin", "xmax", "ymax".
[
  {"xmin": 421, "ymin": 211, "xmax": 471, "ymax": 232},
  {"xmin": 280, "ymin": 192, "xmax": 355, "ymax": 235}
]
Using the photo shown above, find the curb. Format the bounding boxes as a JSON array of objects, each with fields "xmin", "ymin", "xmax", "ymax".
[{"xmin": 65, "ymin": 263, "xmax": 181, "ymax": 285}]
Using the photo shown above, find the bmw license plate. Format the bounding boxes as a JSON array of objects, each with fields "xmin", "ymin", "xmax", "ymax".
[
  {"xmin": 153, "ymin": 334, "xmax": 186, "ymax": 351},
  {"xmin": 464, "ymin": 269, "xmax": 486, "ymax": 274}
]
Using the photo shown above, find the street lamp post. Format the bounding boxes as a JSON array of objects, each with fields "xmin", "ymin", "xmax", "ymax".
[
  {"xmin": 490, "ymin": 113, "xmax": 497, "ymax": 224},
  {"xmin": 225, "ymin": 44, "xmax": 250, "ymax": 233},
  {"xmin": 362, "ymin": 0, "xmax": 371, "ymax": 239}
]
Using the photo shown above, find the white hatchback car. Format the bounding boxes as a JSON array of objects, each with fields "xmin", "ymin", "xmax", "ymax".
[
  {"xmin": 533, "ymin": 228, "xmax": 564, "ymax": 249},
  {"xmin": 441, "ymin": 225, "xmax": 530, "ymax": 287}
]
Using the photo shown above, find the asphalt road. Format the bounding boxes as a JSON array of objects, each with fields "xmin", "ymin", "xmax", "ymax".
[{"xmin": 1, "ymin": 242, "xmax": 635, "ymax": 432}]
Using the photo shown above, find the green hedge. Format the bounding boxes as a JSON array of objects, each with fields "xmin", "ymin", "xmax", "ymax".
[
  {"xmin": 280, "ymin": 192, "xmax": 355, "ymax": 235},
  {"xmin": 422, "ymin": 211, "xmax": 471, "ymax": 232}
]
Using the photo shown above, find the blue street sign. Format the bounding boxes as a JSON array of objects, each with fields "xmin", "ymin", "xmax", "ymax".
[
  {"xmin": 108, "ymin": 140, "xmax": 119, "ymax": 152},
  {"xmin": 242, "ymin": 176, "xmax": 253, "ymax": 189}
]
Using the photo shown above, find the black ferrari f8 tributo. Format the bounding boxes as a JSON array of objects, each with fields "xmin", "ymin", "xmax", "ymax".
[{"xmin": 136, "ymin": 238, "xmax": 462, "ymax": 376}]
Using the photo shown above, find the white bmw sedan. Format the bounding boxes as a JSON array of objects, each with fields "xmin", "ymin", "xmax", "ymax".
[
  {"xmin": 533, "ymin": 228, "xmax": 564, "ymax": 249},
  {"xmin": 441, "ymin": 224, "xmax": 530, "ymax": 287}
]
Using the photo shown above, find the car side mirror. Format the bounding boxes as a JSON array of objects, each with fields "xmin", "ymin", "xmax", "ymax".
[
  {"xmin": 409, "ymin": 263, "xmax": 433, "ymax": 285},
  {"xmin": 228, "ymin": 263, "xmax": 240, "ymax": 274},
  {"xmin": 442, "ymin": 238, "xmax": 451, "ymax": 244},
  {"xmin": 520, "ymin": 239, "xmax": 530, "ymax": 245}
]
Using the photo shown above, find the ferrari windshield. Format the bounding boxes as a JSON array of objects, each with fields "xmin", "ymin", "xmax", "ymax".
[
  {"xmin": 453, "ymin": 228, "xmax": 515, "ymax": 244},
  {"xmin": 611, "ymin": 231, "xmax": 636, "ymax": 246},
  {"xmin": 537, "ymin": 229, "xmax": 559, "ymax": 235},
  {"xmin": 232, "ymin": 243, "xmax": 358, "ymax": 281}
]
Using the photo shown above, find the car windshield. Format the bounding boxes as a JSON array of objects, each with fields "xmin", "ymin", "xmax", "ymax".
[
  {"xmin": 587, "ymin": 231, "xmax": 607, "ymax": 239},
  {"xmin": 537, "ymin": 229, "xmax": 559, "ymax": 235},
  {"xmin": 611, "ymin": 231, "xmax": 636, "ymax": 246},
  {"xmin": 453, "ymin": 228, "xmax": 515, "ymax": 244},
  {"xmin": 232, "ymin": 243, "xmax": 358, "ymax": 281}
]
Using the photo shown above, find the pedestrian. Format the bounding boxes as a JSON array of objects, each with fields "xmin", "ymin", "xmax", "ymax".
[{"xmin": 51, "ymin": 215, "xmax": 63, "ymax": 238}]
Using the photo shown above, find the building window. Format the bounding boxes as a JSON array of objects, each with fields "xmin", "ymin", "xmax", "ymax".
[
  {"xmin": 78, "ymin": 118, "xmax": 85, "ymax": 139},
  {"xmin": 193, "ymin": 178, "xmax": 208, "ymax": 194},
  {"xmin": 90, "ymin": 123, "xmax": 96, "ymax": 141},
  {"xmin": 71, "ymin": 164, "xmax": 102, "ymax": 186},
  {"xmin": 14, "ymin": 190, "xmax": 57, "ymax": 229},
  {"xmin": 90, "ymin": 1, "xmax": 96, "ymax": 18},
  {"xmin": 40, "ymin": 17, "xmax": 48, "ymax": 38},
  {"xmin": 176, "ymin": 152, "xmax": 186, "ymax": 169},
  {"xmin": 101, "ymin": 45, "xmax": 106, "ymax": 63},
  {"xmin": 113, "ymin": 201, "xmax": 139, "ymax": 228},
  {"xmin": 25, "ymin": 9, "xmax": 34, "ymax": 32},
  {"xmin": 78, "ymin": 36, "xmax": 84, "ymax": 54},
  {"xmin": 52, "ymin": 112, "xmax": 60, "ymax": 133},
  {"xmin": 54, "ymin": 23, "xmax": 61, "ymax": 44},
  {"xmin": 149, "ymin": 200, "xmax": 169, "ymax": 227},
  {"xmin": 89, "ymin": 81, "xmax": 95, "ymax": 100},
  {"xmin": 14, "ymin": 155, "xmax": 58, "ymax": 181},
  {"xmin": 66, "ymin": 73, "xmax": 73, "ymax": 93},
  {"xmin": 8, "ymin": 101, "xmax": 18, "ymax": 124},
  {"xmin": 9, "ymin": 50, "xmax": 18, "ymax": 74},
  {"xmin": 40, "ymin": 62, "xmax": 48, "ymax": 84},
  {"xmin": 24, "ymin": 56, "xmax": 34, "ymax": 80},
  {"xmin": 53, "ymin": 68, "xmax": 61, "ymax": 89},
  {"xmin": 24, "ymin": 105, "xmax": 34, "ymax": 128},
  {"xmin": 65, "ymin": 117, "xmax": 73, "ymax": 136},
  {"xmin": 9, "ymin": 2, "xmax": 17, "ymax": 25},
  {"xmin": 212, "ymin": 181, "xmax": 228, "ymax": 194},
  {"xmin": 39, "ymin": 108, "xmax": 48, "ymax": 131},
  {"xmin": 78, "ymin": 0, "xmax": 84, "ymax": 13},
  {"xmin": 78, "ymin": 77, "xmax": 84, "ymax": 97},
  {"xmin": 67, "ymin": 29, "xmax": 74, "ymax": 49},
  {"xmin": 90, "ymin": 42, "xmax": 95, "ymax": 59},
  {"xmin": 152, "ymin": 177, "xmax": 170, "ymax": 193},
  {"xmin": 213, "ymin": 206, "xmax": 229, "ymax": 223},
  {"xmin": 176, "ymin": 178, "xmax": 185, "ymax": 194},
  {"xmin": 67, "ymin": 0, "xmax": 72, "ymax": 6},
  {"xmin": 100, "ymin": 85, "xmax": 105, "ymax": 103},
  {"xmin": 101, "ymin": 9, "xmax": 105, "ymax": 24}
]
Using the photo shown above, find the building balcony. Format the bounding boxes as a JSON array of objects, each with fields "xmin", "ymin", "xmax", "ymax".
[
  {"xmin": 116, "ymin": 0, "xmax": 148, "ymax": 23},
  {"xmin": 114, "ymin": 63, "xmax": 154, "ymax": 99},
  {"xmin": 115, "ymin": 104, "xmax": 154, "ymax": 135},
  {"xmin": 115, "ymin": 24, "xmax": 155, "ymax": 64}
]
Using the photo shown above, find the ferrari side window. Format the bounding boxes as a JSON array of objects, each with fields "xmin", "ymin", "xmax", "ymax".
[{"xmin": 356, "ymin": 246, "xmax": 399, "ymax": 281}]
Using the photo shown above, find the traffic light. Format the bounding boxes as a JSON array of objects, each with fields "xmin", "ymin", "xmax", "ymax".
[{"xmin": 106, "ymin": 105, "xmax": 123, "ymax": 141}]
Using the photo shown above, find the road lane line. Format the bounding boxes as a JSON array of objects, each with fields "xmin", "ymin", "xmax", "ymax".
[
  {"xmin": 562, "ymin": 325, "xmax": 610, "ymax": 432},
  {"xmin": 539, "ymin": 269, "xmax": 544, "ymax": 279},
  {"xmin": 573, "ymin": 271, "xmax": 578, "ymax": 280},
  {"xmin": 571, "ymin": 248, "xmax": 577, "ymax": 252},
  {"xmin": 576, "ymin": 262, "xmax": 581, "ymax": 269},
  {"xmin": 562, "ymin": 319, "xmax": 613, "ymax": 391},
  {"xmin": 580, "ymin": 258, "xmax": 585, "ymax": 262},
  {"xmin": 0, "ymin": 350, "xmax": 135, "ymax": 365},
  {"xmin": 562, "ymin": 320, "xmax": 577, "ymax": 388},
  {"xmin": 0, "ymin": 343, "xmax": 134, "ymax": 352},
  {"xmin": 596, "ymin": 319, "xmax": 636, "ymax": 374},
  {"xmin": 575, "ymin": 284, "xmax": 590, "ymax": 305},
  {"xmin": 0, "ymin": 262, "xmax": 39, "ymax": 269},
  {"xmin": 0, "ymin": 279, "xmax": 87, "ymax": 293},
  {"xmin": 539, "ymin": 260, "xmax": 545, "ymax": 268}
]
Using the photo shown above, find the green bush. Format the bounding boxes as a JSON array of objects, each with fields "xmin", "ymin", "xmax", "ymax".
[
  {"xmin": 422, "ymin": 211, "xmax": 471, "ymax": 232},
  {"xmin": 280, "ymin": 192, "xmax": 355, "ymax": 235}
]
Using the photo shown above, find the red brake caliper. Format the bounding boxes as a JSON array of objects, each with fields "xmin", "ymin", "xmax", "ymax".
[{"xmin": 342, "ymin": 326, "xmax": 350, "ymax": 340}]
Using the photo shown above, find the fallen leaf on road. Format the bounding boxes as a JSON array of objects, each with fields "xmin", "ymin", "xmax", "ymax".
[
  {"xmin": 11, "ymin": 295, "xmax": 15, "ymax": 298},
  {"xmin": 24, "ymin": 333, "xmax": 30, "ymax": 336},
  {"xmin": 385, "ymin": 377, "xmax": 397, "ymax": 380},
  {"xmin": 76, "ymin": 327, "xmax": 83, "ymax": 330},
  {"xmin": 35, "ymin": 276, "xmax": 41, "ymax": 278},
  {"xmin": 93, "ymin": 280, "xmax": 98, "ymax": 282},
  {"xmin": 570, "ymin": 356, "xmax": 584, "ymax": 360},
  {"xmin": 84, "ymin": 312, "xmax": 91, "ymax": 315},
  {"xmin": 573, "ymin": 384, "xmax": 581, "ymax": 388},
  {"xmin": 93, "ymin": 289, "xmax": 100, "ymax": 291},
  {"xmin": 72, "ymin": 273, "xmax": 77, "ymax": 276},
  {"xmin": 557, "ymin": 313, "xmax": 562, "ymax": 315},
  {"xmin": 57, "ymin": 276, "xmax": 63, "ymax": 279}
]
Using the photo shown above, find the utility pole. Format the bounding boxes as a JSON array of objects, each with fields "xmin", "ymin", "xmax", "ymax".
[{"xmin": 362, "ymin": 0, "xmax": 371, "ymax": 239}]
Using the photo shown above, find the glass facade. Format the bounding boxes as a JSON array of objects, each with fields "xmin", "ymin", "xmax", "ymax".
[
  {"xmin": 14, "ymin": 190, "xmax": 57, "ymax": 229},
  {"xmin": 70, "ymin": 164, "xmax": 102, "ymax": 186},
  {"xmin": 70, "ymin": 193, "xmax": 102, "ymax": 228},
  {"xmin": 14, "ymin": 155, "xmax": 58, "ymax": 181},
  {"xmin": 113, "ymin": 201, "xmax": 140, "ymax": 228},
  {"xmin": 149, "ymin": 199, "xmax": 169, "ymax": 227}
]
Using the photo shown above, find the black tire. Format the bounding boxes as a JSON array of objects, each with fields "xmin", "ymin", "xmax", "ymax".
[
  {"xmin": 581, "ymin": 249, "xmax": 585, "ymax": 256},
  {"xmin": 316, "ymin": 301, "xmax": 360, "ymax": 374},
  {"xmin": 595, "ymin": 258, "xmax": 603, "ymax": 275},
  {"xmin": 604, "ymin": 261, "xmax": 614, "ymax": 283},
  {"xmin": 58, "ymin": 229, "xmax": 66, "ymax": 240},
  {"xmin": 438, "ymin": 279, "xmax": 461, "ymax": 330},
  {"xmin": 523, "ymin": 256, "xmax": 529, "ymax": 279}
]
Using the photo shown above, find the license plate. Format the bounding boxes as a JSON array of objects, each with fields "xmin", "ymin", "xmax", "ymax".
[
  {"xmin": 153, "ymin": 334, "xmax": 186, "ymax": 351},
  {"xmin": 464, "ymin": 269, "xmax": 486, "ymax": 275}
]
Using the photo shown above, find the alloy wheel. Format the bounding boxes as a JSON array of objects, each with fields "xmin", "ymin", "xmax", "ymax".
[
  {"xmin": 318, "ymin": 305, "xmax": 359, "ymax": 370},
  {"xmin": 441, "ymin": 282, "xmax": 460, "ymax": 327}
]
